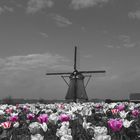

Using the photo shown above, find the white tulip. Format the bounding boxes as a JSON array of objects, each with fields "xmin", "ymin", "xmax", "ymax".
[
  {"xmin": 94, "ymin": 126, "xmax": 108, "ymax": 136},
  {"xmin": 31, "ymin": 134, "xmax": 44, "ymax": 140},
  {"xmin": 123, "ymin": 119, "xmax": 134, "ymax": 128},
  {"xmin": 13, "ymin": 122, "xmax": 19, "ymax": 128},
  {"xmin": 0, "ymin": 110, "xmax": 5, "ymax": 115},
  {"xmin": 61, "ymin": 134, "xmax": 73, "ymax": 140},
  {"xmin": 119, "ymin": 111, "xmax": 129, "ymax": 119},
  {"xmin": 40, "ymin": 123, "xmax": 47, "ymax": 132},
  {"xmin": 94, "ymin": 135, "xmax": 111, "ymax": 140}
]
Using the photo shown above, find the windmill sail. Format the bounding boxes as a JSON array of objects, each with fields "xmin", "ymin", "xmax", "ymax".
[
  {"xmin": 74, "ymin": 46, "xmax": 78, "ymax": 70},
  {"xmin": 46, "ymin": 72, "xmax": 72, "ymax": 75},
  {"xmin": 79, "ymin": 70, "xmax": 106, "ymax": 74}
]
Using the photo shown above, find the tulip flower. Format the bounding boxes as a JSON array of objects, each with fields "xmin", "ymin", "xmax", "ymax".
[
  {"xmin": 27, "ymin": 113, "xmax": 35, "ymax": 121},
  {"xmin": 13, "ymin": 122, "xmax": 19, "ymax": 128},
  {"xmin": 31, "ymin": 134, "xmax": 44, "ymax": 140},
  {"xmin": 28, "ymin": 122, "xmax": 41, "ymax": 134},
  {"xmin": 132, "ymin": 109, "xmax": 140, "ymax": 117},
  {"xmin": 61, "ymin": 135, "xmax": 72, "ymax": 140},
  {"xmin": 95, "ymin": 104, "xmax": 103, "ymax": 109},
  {"xmin": 40, "ymin": 122, "xmax": 48, "ymax": 132},
  {"xmin": 37, "ymin": 114, "xmax": 48, "ymax": 124},
  {"xmin": 0, "ymin": 121, "xmax": 11, "ymax": 129},
  {"xmin": 5, "ymin": 108, "xmax": 13, "ymax": 114},
  {"xmin": 108, "ymin": 103, "xmax": 117, "ymax": 109},
  {"xmin": 116, "ymin": 104, "xmax": 125, "ymax": 111},
  {"xmin": 59, "ymin": 114, "xmax": 70, "ymax": 122},
  {"xmin": 56, "ymin": 122, "xmax": 71, "ymax": 139},
  {"xmin": 58, "ymin": 104, "xmax": 65, "ymax": 109},
  {"xmin": 94, "ymin": 126, "xmax": 108, "ymax": 136},
  {"xmin": 119, "ymin": 111, "xmax": 129, "ymax": 119},
  {"xmin": 108, "ymin": 119, "xmax": 123, "ymax": 132},
  {"xmin": 111, "ymin": 109, "xmax": 119, "ymax": 115},
  {"xmin": 49, "ymin": 113, "xmax": 58, "ymax": 124},
  {"xmin": 9, "ymin": 115, "xmax": 18, "ymax": 122},
  {"xmin": 123, "ymin": 119, "xmax": 134, "ymax": 128},
  {"xmin": 0, "ymin": 110, "xmax": 4, "ymax": 115},
  {"xmin": 94, "ymin": 135, "xmax": 111, "ymax": 140}
]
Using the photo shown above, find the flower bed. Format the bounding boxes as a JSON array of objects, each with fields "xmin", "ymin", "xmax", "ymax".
[{"xmin": 0, "ymin": 102, "xmax": 140, "ymax": 139}]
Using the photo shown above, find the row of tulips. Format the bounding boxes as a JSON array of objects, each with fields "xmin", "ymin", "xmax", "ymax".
[{"xmin": 0, "ymin": 102, "xmax": 140, "ymax": 139}]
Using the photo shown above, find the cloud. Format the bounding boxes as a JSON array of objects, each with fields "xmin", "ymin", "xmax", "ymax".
[
  {"xmin": 0, "ymin": 53, "xmax": 73, "ymax": 99},
  {"xmin": 128, "ymin": 10, "xmax": 140, "ymax": 19},
  {"xmin": 123, "ymin": 43, "xmax": 136, "ymax": 48},
  {"xmin": 26, "ymin": 0, "xmax": 54, "ymax": 14},
  {"xmin": 81, "ymin": 26, "xmax": 87, "ymax": 32},
  {"xmin": 106, "ymin": 45, "xmax": 114, "ymax": 48},
  {"xmin": 119, "ymin": 35, "xmax": 136, "ymax": 48},
  {"xmin": 0, "ymin": 7, "xmax": 4, "ymax": 14},
  {"xmin": 39, "ymin": 32, "xmax": 48, "ymax": 38},
  {"xmin": 0, "ymin": 53, "xmax": 71, "ymax": 72},
  {"xmin": 51, "ymin": 14, "xmax": 72, "ymax": 27},
  {"xmin": 83, "ymin": 54, "xmax": 93, "ymax": 58},
  {"xmin": 0, "ymin": 6, "xmax": 14, "ymax": 15},
  {"xmin": 70, "ymin": 0, "xmax": 109, "ymax": 10},
  {"xmin": 106, "ymin": 34, "xmax": 137, "ymax": 49}
]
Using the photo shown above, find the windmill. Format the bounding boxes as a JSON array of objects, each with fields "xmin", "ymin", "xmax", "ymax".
[{"xmin": 46, "ymin": 46, "xmax": 106, "ymax": 102}]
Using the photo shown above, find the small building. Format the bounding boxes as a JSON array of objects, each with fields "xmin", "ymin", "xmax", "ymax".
[{"xmin": 130, "ymin": 93, "xmax": 140, "ymax": 101}]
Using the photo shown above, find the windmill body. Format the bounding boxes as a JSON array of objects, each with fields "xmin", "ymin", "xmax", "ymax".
[
  {"xmin": 65, "ymin": 71, "xmax": 88, "ymax": 102},
  {"xmin": 46, "ymin": 47, "xmax": 106, "ymax": 102}
]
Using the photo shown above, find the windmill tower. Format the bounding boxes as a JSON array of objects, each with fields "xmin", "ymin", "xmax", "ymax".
[{"xmin": 46, "ymin": 46, "xmax": 106, "ymax": 102}]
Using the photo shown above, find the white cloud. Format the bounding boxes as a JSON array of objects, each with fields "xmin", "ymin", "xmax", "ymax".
[
  {"xmin": 128, "ymin": 10, "xmax": 140, "ymax": 19},
  {"xmin": 119, "ymin": 35, "xmax": 130, "ymax": 42},
  {"xmin": 0, "ymin": 53, "xmax": 72, "ymax": 99},
  {"xmin": 70, "ymin": 0, "xmax": 109, "ymax": 10},
  {"xmin": 0, "ymin": 53, "xmax": 70, "ymax": 72},
  {"xmin": 26, "ymin": 0, "xmax": 54, "ymax": 14},
  {"xmin": 123, "ymin": 43, "xmax": 136, "ymax": 48},
  {"xmin": 40, "ymin": 32, "xmax": 48, "ymax": 38},
  {"xmin": 106, "ymin": 34, "xmax": 137, "ymax": 49},
  {"xmin": 51, "ymin": 14, "xmax": 72, "ymax": 27},
  {"xmin": 81, "ymin": 26, "xmax": 87, "ymax": 32},
  {"xmin": 83, "ymin": 54, "xmax": 93, "ymax": 58},
  {"xmin": 0, "ymin": 7, "xmax": 4, "ymax": 14},
  {"xmin": 3, "ymin": 6, "xmax": 14, "ymax": 12},
  {"xmin": 119, "ymin": 35, "xmax": 136, "ymax": 48},
  {"xmin": 0, "ymin": 6, "xmax": 14, "ymax": 15},
  {"xmin": 106, "ymin": 45, "xmax": 114, "ymax": 48}
]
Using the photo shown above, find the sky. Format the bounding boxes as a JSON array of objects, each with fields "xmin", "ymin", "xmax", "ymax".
[{"xmin": 0, "ymin": 0, "xmax": 140, "ymax": 100}]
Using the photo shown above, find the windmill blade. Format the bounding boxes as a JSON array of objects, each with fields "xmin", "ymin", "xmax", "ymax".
[
  {"xmin": 79, "ymin": 70, "xmax": 106, "ymax": 74},
  {"xmin": 46, "ymin": 72, "xmax": 72, "ymax": 75},
  {"xmin": 74, "ymin": 46, "xmax": 77, "ymax": 70}
]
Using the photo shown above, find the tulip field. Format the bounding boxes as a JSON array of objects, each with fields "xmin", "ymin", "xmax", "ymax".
[{"xmin": 0, "ymin": 102, "xmax": 140, "ymax": 140}]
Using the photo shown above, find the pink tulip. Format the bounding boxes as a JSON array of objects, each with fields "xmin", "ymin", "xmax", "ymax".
[
  {"xmin": 95, "ymin": 104, "xmax": 103, "ymax": 109},
  {"xmin": 108, "ymin": 119, "xmax": 123, "ymax": 132},
  {"xmin": 1, "ymin": 121, "xmax": 11, "ymax": 129},
  {"xmin": 5, "ymin": 108, "xmax": 13, "ymax": 114},
  {"xmin": 132, "ymin": 109, "xmax": 140, "ymax": 117},
  {"xmin": 59, "ymin": 114, "xmax": 70, "ymax": 122},
  {"xmin": 57, "ymin": 104, "xmax": 65, "ymax": 109},
  {"xmin": 16, "ymin": 104, "xmax": 19, "ymax": 109},
  {"xmin": 116, "ymin": 104, "xmax": 125, "ymax": 111},
  {"xmin": 37, "ymin": 114, "xmax": 48, "ymax": 124},
  {"xmin": 9, "ymin": 115, "xmax": 18, "ymax": 122},
  {"xmin": 23, "ymin": 105, "xmax": 29, "ymax": 112},
  {"xmin": 111, "ymin": 109, "xmax": 119, "ymax": 115},
  {"xmin": 27, "ymin": 113, "xmax": 35, "ymax": 121}
]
